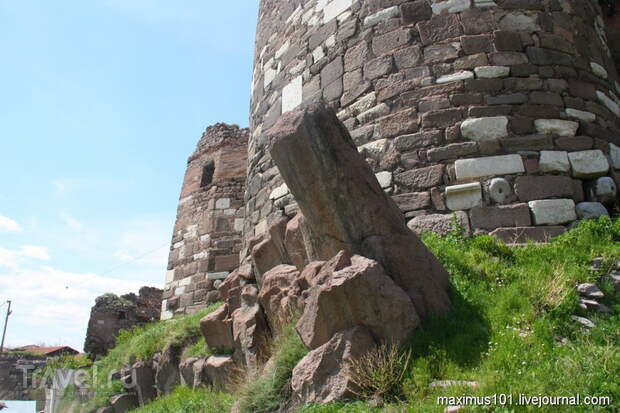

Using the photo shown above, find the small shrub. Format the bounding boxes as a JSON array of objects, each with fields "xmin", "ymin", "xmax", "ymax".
[{"xmin": 349, "ymin": 344, "xmax": 411, "ymax": 401}]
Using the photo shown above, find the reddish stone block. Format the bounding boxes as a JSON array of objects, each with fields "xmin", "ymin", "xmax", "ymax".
[
  {"xmin": 494, "ymin": 30, "xmax": 522, "ymax": 51},
  {"xmin": 372, "ymin": 28, "xmax": 412, "ymax": 56},
  {"xmin": 514, "ymin": 176, "xmax": 575, "ymax": 202},
  {"xmin": 417, "ymin": 13, "xmax": 462, "ymax": 45},
  {"xmin": 555, "ymin": 136, "xmax": 593, "ymax": 151},
  {"xmin": 400, "ymin": 0, "xmax": 432, "ymax": 25},
  {"xmin": 394, "ymin": 164, "xmax": 445, "ymax": 191},
  {"xmin": 470, "ymin": 204, "xmax": 532, "ymax": 231},
  {"xmin": 392, "ymin": 192, "xmax": 432, "ymax": 212},
  {"xmin": 461, "ymin": 34, "xmax": 493, "ymax": 55},
  {"xmin": 421, "ymin": 108, "xmax": 463, "ymax": 129}
]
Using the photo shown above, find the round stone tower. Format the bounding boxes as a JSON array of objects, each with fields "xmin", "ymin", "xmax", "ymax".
[
  {"xmin": 162, "ymin": 124, "xmax": 248, "ymax": 319},
  {"xmin": 244, "ymin": 0, "xmax": 620, "ymax": 253}
]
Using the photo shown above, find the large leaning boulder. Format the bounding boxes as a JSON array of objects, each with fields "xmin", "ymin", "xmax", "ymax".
[
  {"xmin": 200, "ymin": 304, "xmax": 234, "ymax": 352},
  {"xmin": 267, "ymin": 103, "xmax": 450, "ymax": 319}
]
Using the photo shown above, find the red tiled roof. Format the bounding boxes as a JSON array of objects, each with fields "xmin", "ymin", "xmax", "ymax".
[{"xmin": 15, "ymin": 345, "xmax": 79, "ymax": 355}]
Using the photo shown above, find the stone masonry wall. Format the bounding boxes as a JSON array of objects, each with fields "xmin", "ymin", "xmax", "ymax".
[
  {"xmin": 84, "ymin": 287, "xmax": 163, "ymax": 359},
  {"xmin": 162, "ymin": 124, "xmax": 248, "ymax": 319},
  {"xmin": 243, "ymin": 0, "xmax": 620, "ymax": 255}
]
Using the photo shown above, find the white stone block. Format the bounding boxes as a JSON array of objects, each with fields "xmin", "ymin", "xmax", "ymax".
[
  {"xmin": 445, "ymin": 182, "xmax": 483, "ymax": 211},
  {"xmin": 282, "ymin": 76, "xmax": 303, "ymax": 113},
  {"xmin": 349, "ymin": 92, "xmax": 377, "ymax": 116},
  {"xmin": 539, "ymin": 151, "xmax": 570, "ymax": 173},
  {"xmin": 359, "ymin": 139, "xmax": 389, "ymax": 159},
  {"xmin": 528, "ymin": 199, "xmax": 576, "ymax": 225},
  {"xmin": 596, "ymin": 91, "xmax": 620, "ymax": 116},
  {"xmin": 474, "ymin": 0, "xmax": 497, "ymax": 7},
  {"xmin": 207, "ymin": 272, "xmax": 229, "ymax": 280},
  {"xmin": 357, "ymin": 103, "xmax": 390, "ymax": 123},
  {"xmin": 322, "ymin": 0, "xmax": 353, "ymax": 22},
  {"xmin": 455, "ymin": 154, "xmax": 525, "ymax": 181},
  {"xmin": 275, "ymin": 41, "xmax": 290, "ymax": 60},
  {"xmin": 270, "ymin": 183, "xmax": 289, "ymax": 200},
  {"xmin": 534, "ymin": 119, "xmax": 579, "ymax": 136},
  {"xmin": 610, "ymin": 143, "xmax": 620, "ymax": 169},
  {"xmin": 215, "ymin": 198, "xmax": 231, "ymax": 209},
  {"xmin": 263, "ymin": 67, "xmax": 276, "ymax": 89},
  {"xmin": 460, "ymin": 117, "xmax": 509, "ymax": 141},
  {"xmin": 436, "ymin": 70, "xmax": 474, "ymax": 84},
  {"xmin": 431, "ymin": 0, "xmax": 471, "ymax": 14},
  {"xmin": 234, "ymin": 218, "xmax": 244, "ymax": 232},
  {"xmin": 325, "ymin": 35, "xmax": 336, "ymax": 48},
  {"xmin": 165, "ymin": 270, "xmax": 175, "ymax": 284},
  {"xmin": 590, "ymin": 62, "xmax": 608, "ymax": 79},
  {"xmin": 255, "ymin": 219, "xmax": 268, "ymax": 235},
  {"xmin": 375, "ymin": 171, "xmax": 393, "ymax": 188},
  {"xmin": 364, "ymin": 6, "xmax": 400, "ymax": 26},
  {"xmin": 224, "ymin": 208, "xmax": 236, "ymax": 216},
  {"xmin": 312, "ymin": 46, "xmax": 325, "ymax": 63},
  {"xmin": 174, "ymin": 286, "xmax": 186, "ymax": 296},
  {"xmin": 568, "ymin": 150, "xmax": 610, "ymax": 178},
  {"xmin": 565, "ymin": 108, "xmax": 596, "ymax": 123},
  {"xmin": 474, "ymin": 66, "xmax": 509, "ymax": 78},
  {"xmin": 179, "ymin": 277, "xmax": 192, "ymax": 287}
]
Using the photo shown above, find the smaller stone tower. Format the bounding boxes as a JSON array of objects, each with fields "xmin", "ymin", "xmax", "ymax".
[{"xmin": 161, "ymin": 124, "xmax": 249, "ymax": 319}]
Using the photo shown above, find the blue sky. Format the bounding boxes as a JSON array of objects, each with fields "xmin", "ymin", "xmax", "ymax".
[{"xmin": 0, "ymin": 1, "xmax": 259, "ymax": 350}]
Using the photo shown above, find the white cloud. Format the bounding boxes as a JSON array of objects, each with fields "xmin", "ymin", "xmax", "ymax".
[
  {"xmin": 60, "ymin": 213, "xmax": 83, "ymax": 230},
  {"xmin": 20, "ymin": 245, "xmax": 50, "ymax": 260},
  {"xmin": 0, "ymin": 263, "xmax": 154, "ymax": 350},
  {"xmin": 0, "ymin": 215, "xmax": 22, "ymax": 233},
  {"xmin": 0, "ymin": 245, "xmax": 49, "ymax": 269}
]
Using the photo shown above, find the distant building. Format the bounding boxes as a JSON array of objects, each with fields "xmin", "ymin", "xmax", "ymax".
[{"xmin": 13, "ymin": 346, "xmax": 79, "ymax": 358}]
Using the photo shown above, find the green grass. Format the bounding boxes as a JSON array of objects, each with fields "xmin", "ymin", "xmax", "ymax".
[
  {"xmin": 299, "ymin": 217, "xmax": 620, "ymax": 413},
  {"xmin": 84, "ymin": 303, "xmax": 222, "ymax": 410},
  {"xmin": 128, "ymin": 386, "xmax": 233, "ymax": 413},
  {"xmin": 238, "ymin": 322, "xmax": 309, "ymax": 413}
]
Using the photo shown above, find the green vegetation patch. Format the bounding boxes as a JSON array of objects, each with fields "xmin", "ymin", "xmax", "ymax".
[
  {"xmin": 301, "ymin": 217, "xmax": 620, "ymax": 413},
  {"xmin": 129, "ymin": 386, "xmax": 233, "ymax": 413},
  {"xmin": 238, "ymin": 322, "xmax": 309, "ymax": 413}
]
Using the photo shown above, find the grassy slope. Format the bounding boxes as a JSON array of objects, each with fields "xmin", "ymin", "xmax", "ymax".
[
  {"xmin": 301, "ymin": 217, "xmax": 620, "ymax": 412},
  {"xmin": 82, "ymin": 302, "xmax": 222, "ymax": 410},
  {"xmin": 105, "ymin": 217, "xmax": 619, "ymax": 413}
]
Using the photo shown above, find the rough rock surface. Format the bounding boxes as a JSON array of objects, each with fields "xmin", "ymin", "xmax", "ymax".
[
  {"xmin": 268, "ymin": 103, "xmax": 450, "ymax": 319},
  {"xmin": 258, "ymin": 264, "xmax": 306, "ymax": 328},
  {"xmin": 297, "ymin": 255, "xmax": 419, "ymax": 349},
  {"xmin": 200, "ymin": 304, "xmax": 234, "ymax": 352},
  {"xmin": 291, "ymin": 326, "xmax": 376, "ymax": 406}
]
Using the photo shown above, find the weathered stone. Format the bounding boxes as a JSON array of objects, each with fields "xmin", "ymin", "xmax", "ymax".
[
  {"xmin": 568, "ymin": 150, "xmax": 610, "ymax": 178},
  {"xmin": 127, "ymin": 361, "xmax": 156, "ymax": 405},
  {"xmin": 431, "ymin": 0, "xmax": 470, "ymax": 14},
  {"xmin": 268, "ymin": 103, "xmax": 451, "ymax": 318},
  {"xmin": 359, "ymin": 138, "xmax": 389, "ymax": 159},
  {"xmin": 528, "ymin": 199, "xmax": 577, "ymax": 225},
  {"xmin": 258, "ymin": 264, "xmax": 304, "ymax": 328},
  {"xmin": 555, "ymin": 136, "xmax": 593, "ymax": 152},
  {"xmin": 231, "ymin": 285, "xmax": 271, "ymax": 368},
  {"xmin": 154, "ymin": 344, "xmax": 181, "ymax": 396},
  {"xmin": 470, "ymin": 204, "xmax": 531, "ymax": 230},
  {"xmin": 297, "ymin": 255, "xmax": 419, "ymax": 349},
  {"xmin": 179, "ymin": 357, "xmax": 199, "ymax": 388},
  {"xmin": 596, "ymin": 91, "xmax": 620, "ymax": 116},
  {"xmin": 577, "ymin": 283, "xmax": 604, "ymax": 299},
  {"xmin": 610, "ymin": 143, "xmax": 620, "ymax": 170},
  {"xmin": 407, "ymin": 212, "xmax": 470, "ymax": 236},
  {"xmin": 392, "ymin": 192, "xmax": 432, "ymax": 212},
  {"xmin": 587, "ymin": 177, "xmax": 618, "ymax": 205},
  {"xmin": 200, "ymin": 304, "xmax": 234, "ymax": 352},
  {"xmin": 205, "ymin": 355, "xmax": 235, "ymax": 392},
  {"xmin": 284, "ymin": 214, "xmax": 310, "ymax": 271},
  {"xmin": 488, "ymin": 177, "xmax": 512, "ymax": 204},
  {"xmin": 417, "ymin": 14, "xmax": 462, "ymax": 46},
  {"xmin": 514, "ymin": 176, "xmax": 574, "ymax": 202},
  {"xmin": 437, "ymin": 71, "xmax": 474, "ymax": 84},
  {"xmin": 565, "ymin": 108, "xmax": 596, "ymax": 123},
  {"xmin": 394, "ymin": 165, "xmax": 444, "ymax": 190},
  {"xmin": 364, "ymin": 6, "xmax": 400, "ymax": 26},
  {"xmin": 474, "ymin": 66, "xmax": 510, "ymax": 78},
  {"xmin": 490, "ymin": 226, "xmax": 566, "ymax": 244},
  {"xmin": 445, "ymin": 183, "xmax": 483, "ymax": 211},
  {"xmin": 376, "ymin": 171, "xmax": 393, "ymax": 188},
  {"xmin": 460, "ymin": 117, "xmax": 508, "ymax": 141},
  {"xmin": 110, "ymin": 393, "xmax": 138, "ymax": 413},
  {"xmin": 291, "ymin": 326, "xmax": 376, "ymax": 406},
  {"xmin": 539, "ymin": 151, "xmax": 570, "ymax": 173},
  {"xmin": 427, "ymin": 142, "xmax": 478, "ymax": 162},
  {"xmin": 576, "ymin": 202, "xmax": 609, "ymax": 220},
  {"xmin": 455, "ymin": 154, "xmax": 525, "ymax": 181},
  {"xmin": 394, "ymin": 130, "xmax": 443, "ymax": 152},
  {"xmin": 534, "ymin": 119, "xmax": 579, "ymax": 137}
]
